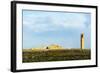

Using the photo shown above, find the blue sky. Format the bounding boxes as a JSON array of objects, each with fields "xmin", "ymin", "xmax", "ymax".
[{"xmin": 22, "ymin": 10, "xmax": 91, "ymax": 49}]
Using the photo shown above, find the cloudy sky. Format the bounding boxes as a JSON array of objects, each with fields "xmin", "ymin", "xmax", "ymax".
[{"xmin": 22, "ymin": 10, "xmax": 91, "ymax": 49}]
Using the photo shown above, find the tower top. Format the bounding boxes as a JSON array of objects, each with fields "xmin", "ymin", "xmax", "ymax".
[
  {"xmin": 81, "ymin": 32, "xmax": 84, "ymax": 37},
  {"xmin": 81, "ymin": 32, "xmax": 84, "ymax": 35}
]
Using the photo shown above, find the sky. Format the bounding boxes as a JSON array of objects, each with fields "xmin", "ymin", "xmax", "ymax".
[{"xmin": 22, "ymin": 10, "xmax": 91, "ymax": 49}]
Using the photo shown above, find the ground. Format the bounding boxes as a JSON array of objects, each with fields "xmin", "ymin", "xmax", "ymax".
[{"xmin": 22, "ymin": 49, "xmax": 91, "ymax": 63}]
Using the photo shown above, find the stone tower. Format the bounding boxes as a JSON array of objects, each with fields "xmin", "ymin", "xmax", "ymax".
[{"xmin": 81, "ymin": 33, "xmax": 84, "ymax": 49}]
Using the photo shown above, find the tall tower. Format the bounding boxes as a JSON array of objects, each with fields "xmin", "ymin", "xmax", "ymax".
[{"xmin": 81, "ymin": 33, "xmax": 84, "ymax": 49}]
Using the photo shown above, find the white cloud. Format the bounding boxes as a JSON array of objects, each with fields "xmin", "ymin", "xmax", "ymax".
[
  {"xmin": 23, "ymin": 12, "xmax": 90, "ymax": 33},
  {"xmin": 52, "ymin": 14, "xmax": 87, "ymax": 28}
]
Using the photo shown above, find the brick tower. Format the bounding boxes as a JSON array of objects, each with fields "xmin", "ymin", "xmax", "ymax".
[{"xmin": 81, "ymin": 33, "xmax": 84, "ymax": 49}]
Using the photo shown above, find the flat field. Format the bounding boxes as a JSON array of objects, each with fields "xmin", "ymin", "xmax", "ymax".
[{"xmin": 22, "ymin": 49, "xmax": 91, "ymax": 63}]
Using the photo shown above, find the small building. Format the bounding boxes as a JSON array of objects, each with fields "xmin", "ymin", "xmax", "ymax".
[{"xmin": 46, "ymin": 44, "xmax": 63, "ymax": 49}]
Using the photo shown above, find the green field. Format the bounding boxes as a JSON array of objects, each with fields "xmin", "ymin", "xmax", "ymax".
[{"xmin": 22, "ymin": 49, "xmax": 91, "ymax": 63}]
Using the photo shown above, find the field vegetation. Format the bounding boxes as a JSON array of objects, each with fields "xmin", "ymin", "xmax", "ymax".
[{"xmin": 22, "ymin": 49, "xmax": 91, "ymax": 63}]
